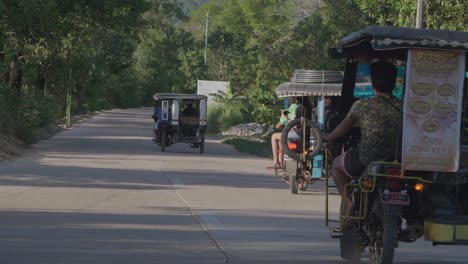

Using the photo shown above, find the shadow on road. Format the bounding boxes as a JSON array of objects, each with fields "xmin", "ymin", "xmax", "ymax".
[
  {"xmin": 0, "ymin": 163, "xmax": 287, "ymax": 190},
  {"xmin": 0, "ymin": 208, "xmax": 225, "ymax": 264}
]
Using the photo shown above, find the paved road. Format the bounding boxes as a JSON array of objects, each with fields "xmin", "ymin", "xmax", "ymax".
[{"xmin": 0, "ymin": 108, "xmax": 466, "ymax": 264}]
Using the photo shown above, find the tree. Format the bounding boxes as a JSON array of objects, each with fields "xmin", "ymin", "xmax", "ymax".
[{"xmin": 356, "ymin": 0, "xmax": 468, "ymax": 30}]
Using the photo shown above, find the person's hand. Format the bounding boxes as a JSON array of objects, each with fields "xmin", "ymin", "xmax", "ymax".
[{"xmin": 276, "ymin": 119, "xmax": 285, "ymax": 129}]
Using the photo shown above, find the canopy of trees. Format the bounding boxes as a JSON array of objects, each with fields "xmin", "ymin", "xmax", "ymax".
[{"xmin": 1, "ymin": 0, "xmax": 466, "ymax": 140}]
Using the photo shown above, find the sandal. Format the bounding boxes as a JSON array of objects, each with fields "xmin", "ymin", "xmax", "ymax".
[{"xmin": 266, "ymin": 163, "xmax": 281, "ymax": 169}]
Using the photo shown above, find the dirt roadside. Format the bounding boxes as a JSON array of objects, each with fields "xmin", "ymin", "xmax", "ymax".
[{"xmin": 0, "ymin": 112, "xmax": 99, "ymax": 163}]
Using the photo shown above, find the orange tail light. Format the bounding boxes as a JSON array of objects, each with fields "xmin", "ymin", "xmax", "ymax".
[{"xmin": 287, "ymin": 142, "xmax": 298, "ymax": 151}]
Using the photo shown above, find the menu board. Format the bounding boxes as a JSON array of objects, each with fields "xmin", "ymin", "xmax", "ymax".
[{"xmin": 402, "ymin": 49, "xmax": 466, "ymax": 172}]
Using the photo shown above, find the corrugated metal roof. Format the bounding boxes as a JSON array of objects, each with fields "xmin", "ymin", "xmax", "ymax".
[
  {"xmin": 275, "ymin": 70, "xmax": 369, "ymax": 97},
  {"xmin": 337, "ymin": 26, "xmax": 468, "ymax": 52},
  {"xmin": 276, "ymin": 82, "xmax": 342, "ymax": 97},
  {"xmin": 153, "ymin": 93, "xmax": 208, "ymax": 100},
  {"xmin": 290, "ymin": 70, "xmax": 344, "ymax": 83}
]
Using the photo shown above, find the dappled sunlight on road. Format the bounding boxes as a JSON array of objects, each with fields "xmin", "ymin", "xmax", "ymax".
[{"xmin": 0, "ymin": 109, "xmax": 466, "ymax": 264}]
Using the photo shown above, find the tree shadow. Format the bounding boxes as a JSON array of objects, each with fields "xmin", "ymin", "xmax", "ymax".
[{"xmin": 0, "ymin": 209, "xmax": 225, "ymax": 264}]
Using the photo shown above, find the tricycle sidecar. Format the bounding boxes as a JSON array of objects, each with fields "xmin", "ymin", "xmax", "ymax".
[
  {"xmin": 274, "ymin": 70, "xmax": 346, "ymax": 193},
  {"xmin": 153, "ymin": 93, "xmax": 208, "ymax": 154}
]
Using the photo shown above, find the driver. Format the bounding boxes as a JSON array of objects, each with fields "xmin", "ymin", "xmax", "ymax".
[{"xmin": 324, "ymin": 60, "xmax": 401, "ymax": 220}]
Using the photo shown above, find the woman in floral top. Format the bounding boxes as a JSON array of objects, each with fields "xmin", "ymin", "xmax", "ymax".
[{"xmin": 325, "ymin": 60, "xmax": 401, "ymax": 219}]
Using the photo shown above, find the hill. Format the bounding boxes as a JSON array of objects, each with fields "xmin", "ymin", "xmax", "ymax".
[{"xmin": 178, "ymin": 0, "xmax": 210, "ymax": 15}]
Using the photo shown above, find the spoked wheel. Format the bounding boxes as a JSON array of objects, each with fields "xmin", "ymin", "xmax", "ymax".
[
  {"xmin": 369, "ymin": 232, "xmax": 383, "ymax": 264},
  {"xmin": 340, "ymin": 187, "xmax": 361, "ymax": 263},
  {"xmin": 369, "ymin": 201, "xmax": 400, "ymax": 264},
  {"xmin": 280, "ymin": 118, "xmax": 322, "ymax": 161}
]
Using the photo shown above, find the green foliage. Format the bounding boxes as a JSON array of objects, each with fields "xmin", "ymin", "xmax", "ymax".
[
  {"xmin": 356, "ymin": 0, "xmax": 468, "ymax": 30},
  {"xmin": 207, "ymin": 102, "xmax": 254, "ymax": 134},
  {"xmin": 218, "ymin": 104, "xmax": 247, "ymax": 131},
  {"xmin": 209, "ymin": 86, "xmax": 246, "ymax": 104},
  {"xmin": 1, "ymin": 0, "xmax": 467, "ymax": 145},
  {"xmin": 207, "ymin": 104, "xmax": 223, "ymax": 133},
  {"xmin": 0, "ymin": 85, "xmax": 17, "ymax": 134},
  {"xmin": 15, "ymin": 95, "xmax": 60, "ymax": 142},
  {"xmin": 0, "ymin": 0, "xmax": 189, "ymax": 141}
]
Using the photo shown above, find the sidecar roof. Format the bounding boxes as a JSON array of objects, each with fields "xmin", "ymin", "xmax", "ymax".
[{"xmin": 330, "ymin": 26, "xmax": 468, "ymax": 59}]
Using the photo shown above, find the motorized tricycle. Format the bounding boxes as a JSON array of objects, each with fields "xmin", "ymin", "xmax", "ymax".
[
  {"xmin": 319, "ymin": 26, "xmax": 468, "ymax": 264},
  {"xmin": 153, "ymin": 93, "xmax": 207, "ymax": 154},
  {"xmin": 275, "ymin": 70, "xmax": 368, "ymax": 194}
]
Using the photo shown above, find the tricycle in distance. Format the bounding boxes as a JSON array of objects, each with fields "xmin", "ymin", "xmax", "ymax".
[{"xmin": 152, "ymin": 93, "xmax": 207, "ymax": 154}]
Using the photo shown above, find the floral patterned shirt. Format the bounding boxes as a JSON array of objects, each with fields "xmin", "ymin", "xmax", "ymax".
[{"xmin": 348, "ymin": 96, "xmax": 401, "ymax": 165}]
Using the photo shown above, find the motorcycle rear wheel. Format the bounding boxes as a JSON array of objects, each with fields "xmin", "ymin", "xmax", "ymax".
[
  {"xmin": 340, "ymin": 229, "xmax": 361, "ymax": 263},
  {"xmin": 369, "ymin": 203, "xmax": 399, "ymax": 264}
]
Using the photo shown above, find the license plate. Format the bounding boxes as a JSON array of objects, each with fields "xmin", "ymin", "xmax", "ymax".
[{"xmin": 382, "ymin": 191, "xmax": 410, "ymax": 205}]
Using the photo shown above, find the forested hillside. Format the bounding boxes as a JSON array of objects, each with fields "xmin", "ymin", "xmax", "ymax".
[
  {"xmin": 178, "ymin": 0, "xmax": 210, "ymax": 14},
  {"xmin": 1, "ymin": 0, "xmax": 467, "ymax": 142}
]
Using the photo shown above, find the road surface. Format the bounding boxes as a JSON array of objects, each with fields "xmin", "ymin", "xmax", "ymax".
[{"xmin": 0, "ymin": 108, "xmax": 466, "ymax": 263}]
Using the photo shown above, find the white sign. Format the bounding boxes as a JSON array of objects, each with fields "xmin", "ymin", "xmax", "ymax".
[
  {"xmin": 402, "ymin": 49, "xmax": 466, "ymax": 172},
  {"xmin": 197, "ymin": 80, "xmax": 229, "ymax": 106}
]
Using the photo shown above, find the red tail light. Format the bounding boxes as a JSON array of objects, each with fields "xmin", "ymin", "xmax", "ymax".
[
  {"xmin": 287, "ymin": 142, "xmax": 298, "ymax": 151},
  {"xmin": 388, "ymin": 181, "xmax": 401, "ymax": 188},
  {"xmin": 385, "ymin": 167, "xmax": 402, "ymax": 188},
  {"xmin": 386, "ymin": 168, "xmax": 401, "ymax": 177}
]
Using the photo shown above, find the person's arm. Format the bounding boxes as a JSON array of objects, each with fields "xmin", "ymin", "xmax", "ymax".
[
  {"xmin": 324, "ymin": 101, "xmax": 359, "ymax": 142},
  {"xmin": 276, "ymin": 112, "xmax": 289, "ymax": 129},
  {"xmin": 324, "ymin": 115, "xmax": 354, "ymax": 142}
]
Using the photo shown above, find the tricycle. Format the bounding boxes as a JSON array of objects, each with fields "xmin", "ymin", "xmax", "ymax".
[
  {"xmin": 275, "ymin": 70, "xmax": 369, "ymax": 194},
  {"xmin": 320, "ymin": 26, "xmax": 468, "ymax": 264},
  {"xmin": 152, "ymin": 93, "xmax": 208, "ymax": 154}
]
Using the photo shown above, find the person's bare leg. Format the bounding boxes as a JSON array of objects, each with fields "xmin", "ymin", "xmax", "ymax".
[
  {"xmin": 332, "ymin": 155, "xmax": 353, "ymax": 217},
  {"xmin": 271, "ymin": 133, "xmax": 281, "ymax": 165},
  {"xmin": 279, "ymin": 144, "xmax": 284, "ymax": 165}
]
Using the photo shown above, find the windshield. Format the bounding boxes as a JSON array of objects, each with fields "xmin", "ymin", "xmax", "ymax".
[{"xmin": 354, "ymin": 63, "xmax": 405, "ymax": 99}]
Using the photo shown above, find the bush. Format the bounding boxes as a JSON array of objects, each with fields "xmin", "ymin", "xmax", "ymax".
[
  {"xmin": 207, "ymin": 103, "xmax": 254, "ymax": 134},
  {"xmin": 218, "ymin": 105, "xmax": 247, "ymax": 131},
  {"xmin": 0, "ymin": 86, "xmax": 17, "ymax": 134},
  {"xmin": 207, "ymin": 104, "xmax": 223, "ymax": 134},
  {"xmin": 15, "ymin": 95, "xmax": 60, "ymax": 142}
]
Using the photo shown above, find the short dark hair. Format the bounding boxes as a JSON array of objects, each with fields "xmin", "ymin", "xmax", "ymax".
[
  {"xmin": 292, "ymin": 97, "xmax": 301, "ymax": 103},
  {"xmin": 370, "ymin": 60, "xmax": 397, "ymax": 94}
]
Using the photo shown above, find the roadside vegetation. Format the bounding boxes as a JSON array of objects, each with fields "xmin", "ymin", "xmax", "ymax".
[{"xmin": 0, "ymin": 0, "xmax": 466, "ymax": 145}]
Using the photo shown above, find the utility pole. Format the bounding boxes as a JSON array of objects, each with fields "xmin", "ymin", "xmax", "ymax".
[
  {"xmin": 416, "ymin": 0, "xmax": 424, "ymax": 28},
  {"xmin": 66, "ymin": 68, "xmax": 72, "ymax": 128},
  {"xmin": 204, "ymin": 11, "xmax": 209, "ymax": 65}
]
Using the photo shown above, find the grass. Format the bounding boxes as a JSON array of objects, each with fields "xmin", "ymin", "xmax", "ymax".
[{"xmin": 222, "ymin": 136, "xmax": 272, "ymax": 159}]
